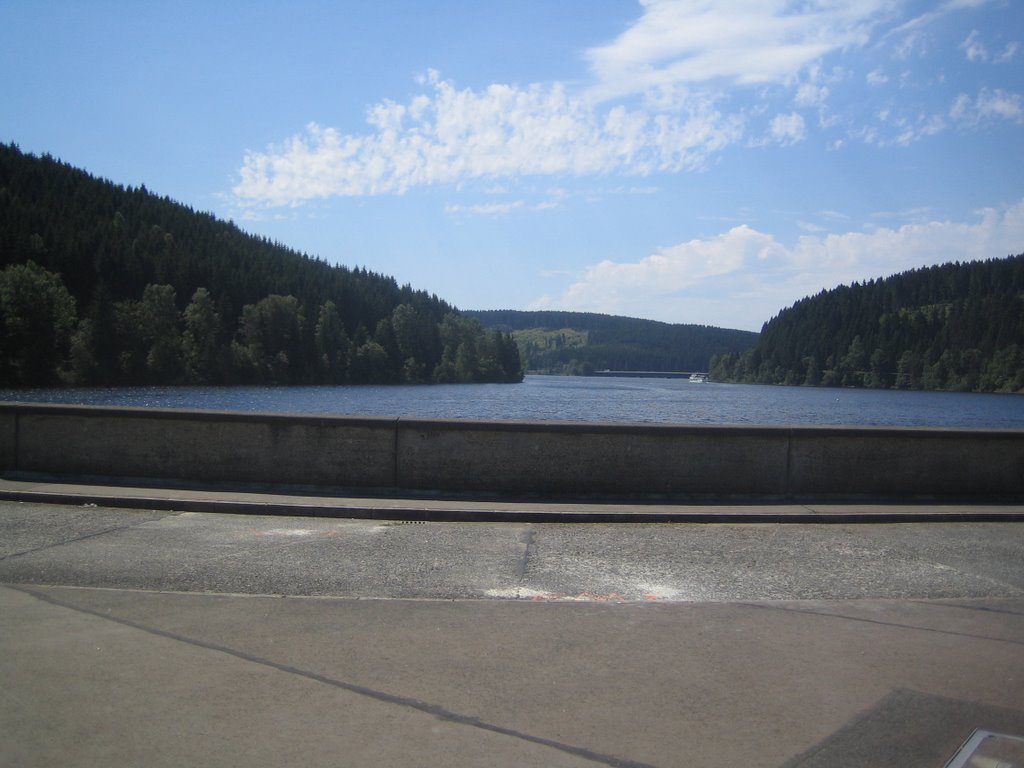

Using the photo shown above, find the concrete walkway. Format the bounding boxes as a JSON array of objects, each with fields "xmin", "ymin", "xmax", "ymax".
[{"xmin": 1, "ymin": 486, "xmax": 1023, "ymax": 767}]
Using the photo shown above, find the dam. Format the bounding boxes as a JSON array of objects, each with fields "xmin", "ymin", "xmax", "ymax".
[{"xmin": 2, "ymin": 402, "xmax": 1022, "ymax": 501}]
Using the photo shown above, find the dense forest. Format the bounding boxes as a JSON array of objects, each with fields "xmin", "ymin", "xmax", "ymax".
[
  {"xmin": 0, "ymin": 144, "xmax": 522, "ymax": 387},
  {"xmin": 710, "ymin": 255, "xmax": 1024, "ymax": 393},
  {"xmin": 466, "ymin": 310, "xmax": 758, "ymax": 374}
]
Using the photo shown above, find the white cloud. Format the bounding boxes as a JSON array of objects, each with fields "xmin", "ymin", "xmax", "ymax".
[
  {"xmin": 233, "ymin": 75, "xmax": 742, "ymax": 207},
  {"xmin": 852, "ymin": 108, "xmax": 946, "ymax": 148},
  {"xmin": 769, "ymin": 112, "xmax": 806, "ymax": 145},
  {"xmin": 942, "ymin": 0, "xmax": 996, "ymax": 9},
  {"xmin": 819, "ymin": 210, "xmax": 851, "ymax": 221},
  {"xmin": 531, "ymin": 225, "xmax": 782, "ymax": 324},
  {"xmin": 798, "ymin": 220, "xmax": 827, "ymax": 233},
  {"xmin": 866, "ymin": 68, "xmax": 889, "ymax": 86},
  {"xmin": 960, "ymin": 29, "xmax": 988, "ymax": 61},
  {"xmin": 890, "ymin": 0, "xmax": 996, "ymax": 38},
  {"xmin": 584, "ymin": 0, "xmax": 888, "ymax": 101},
  {"xmin": 445, "ymin": 201, "xmax": 524, "ymax": 216},
  {"xmin": 893, "ymin": 29, "xmax": 930, "ymax": 60},
  {"xmin": 231, "ymin": 1, "xmax": 1017, "ymax": 210},
  {"xmin": 951, "ymin": 88, "xmax": 1024, "ymax": 124},
  {"xmin": 795, "ymin": 83, "xmax": 828, "ymax": 108},
  {"xmin": 963, "ymin": 31, "xmax": 1021, "ymax": 66},
  {"xmin": 870, "ymin": 207, "xmax": 934, "ymax": 222},
  {"xmin": 995, "ymin": 41, "xmax": 1020, "ymax": 63},
  {"xmin": 531, "ymin": 200, "xmax": 1024, "ymax": 331}
]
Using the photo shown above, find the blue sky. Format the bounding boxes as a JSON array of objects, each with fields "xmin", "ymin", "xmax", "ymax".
[{"xmin": 2, "ymin": 1, "xmax": 1022, "ymax": 331}]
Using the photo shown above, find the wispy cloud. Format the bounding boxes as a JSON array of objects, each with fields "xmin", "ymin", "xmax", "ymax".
[
  {"xmin": 445, "ymin": 201, "xmax": 524, "ymax": 217},
  {"xmin": 231, "ymin": 1, "xmax": 1017, "ymax": 210},
  {"xmin": 960, "ymin": 29, "xmax": 988, "ymax": 61},
  {"xmin": 794, "ymin": 83, "xmax": 829, "ymax": 108},
  {"xmin": 584, "ymin": 0, "xmax": 889, "ymax": 100},
  {"xmin": 233, "ymin": 71, "xmax": 741, "ymax": 208},
  {"xmin": 951, "ymin": 88, "xmax": 1024, "ymax": 125},
  {"xmin": 769, "ymin": 112, "xmax": 806, "ymax": 145},
  {"xmin": 959, "ymin": 29, "xmax": 1020, "ymax": 65},
  {"xmin": 798, "ymin": 220, "xmax": 827, "ymax": 233},
  {"xmin": 995, "ymin": 41, "xmax": 1020, "ymax": 64},
  {"xmin": 233, "ymin": 3, "xmax": 896, "ymax": 209},
  {"xmin": 531, "ymin": 200, "xmax": 1024, "ymax": 330},
  {"xmin": 889, "ymin": 0, "xmax": 996, "ymax": 37},
  {"xmin": 866, "ymin": 68, "xmax": 889, "ymax": 86}
]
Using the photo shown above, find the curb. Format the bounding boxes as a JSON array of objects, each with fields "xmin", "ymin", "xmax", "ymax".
[{"xmin": 2, "ymin": 485, "xmax": 1023, "ymax": 524}]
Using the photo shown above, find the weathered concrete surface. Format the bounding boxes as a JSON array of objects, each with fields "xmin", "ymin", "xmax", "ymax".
[
  {"xmin": 3, "ymin": 402, "xmax": 1023, "ymax": 500},
  {"xmin": 13, "ymin": 405, "xmax": 395, "ymax": 488},
  {"xmin": 4, "ymin": 586, "xmax": 1023, "ymax": 768},
  {"xmin": 1, "ymin": 500, "xmax": 1022, "ymax": 767},
  {"xmin": 396, "ymin": 419, "xmax": 790, "ymax": 496},
  {"xmin": 789, "ymin": 427, "xmax": 1024, "ymax": 498},
  {"xmin": 2, "ymin": 501, "xmax": 1023, "ymax": 600},
  {"xmin": 0, "ymin": 411, "xmax": 15, "ymax": 469}
]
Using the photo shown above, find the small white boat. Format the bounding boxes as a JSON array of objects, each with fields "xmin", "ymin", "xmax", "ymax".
[{"xmin": 688, "ymin": 373, "xmax": 708, "ymax": 383}]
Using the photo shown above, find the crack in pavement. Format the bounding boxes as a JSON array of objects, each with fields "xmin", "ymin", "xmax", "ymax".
[
  {"xmin": 908, "ymin": 600, "xmax": 1024, "ymax": 617},
  {"xmin": 515, "ymin": 526, "xmax": 536, "ymax": 583},
  {"xmin": 0, "ymin": 513, "xmax": 180, "ymax": 563},
  {"xmin": 741, "ymin": 601, "xmax": 1024, "ymax": 646},
  {"xmin": 8, "ymin": 584, "xmax": 657, "ymax": 768}
]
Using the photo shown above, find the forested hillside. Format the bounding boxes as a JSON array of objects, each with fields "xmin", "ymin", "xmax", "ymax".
[
  {"xmin": 466, "ymin": 310, "xmax": 758, "ymax": 374},
  {"xmin": 0, "ymin": 144, "xmax": 522, "ymax": 386},
  {"xmin": 710, "ymin": 255, "xmax": 1024, "ymax": 392}
]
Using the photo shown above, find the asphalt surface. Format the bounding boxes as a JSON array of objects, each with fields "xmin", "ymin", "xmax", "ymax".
[{"xmin": 2, "ymin": 494, "xmax": 1024, "ymax": 767}]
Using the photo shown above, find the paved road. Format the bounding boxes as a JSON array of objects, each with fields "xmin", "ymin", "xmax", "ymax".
[
  {"xmin": 2, "ymin": 501, "xmax": 1023, "ymax": 601},
  {"xmin": 2, "ymin": 500, "xmax": 1024, "ymax": 767}
]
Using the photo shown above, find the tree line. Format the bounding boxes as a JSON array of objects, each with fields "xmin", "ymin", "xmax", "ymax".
[
  {"xmin": 709, "ymin": 254, "xmax": 1024, "ymax": 393},
  {"xmin": 466, "ymin": 309, "xmax": 758, "ymax": 374},
  {"xmin": 0, "ymin": 144, "xmax": 522, "ymax": 387}
]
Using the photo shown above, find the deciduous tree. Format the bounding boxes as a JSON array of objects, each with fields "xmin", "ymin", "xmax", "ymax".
[{"xmin": 0, "ymin": 260, "xmax": 77, "ymax": 385}]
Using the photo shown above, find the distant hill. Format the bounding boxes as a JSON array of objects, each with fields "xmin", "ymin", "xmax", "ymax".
[
  {"xmin": 464, "ymin": 309, "xmax": 758, "ymax": 375},
  {"xmin": 709, "ymin": 254, "xmax": 1024, "ymax": 393},
  {"xmin": 0, "ymin": 144, "xmax": 522, "ymax": 386}
]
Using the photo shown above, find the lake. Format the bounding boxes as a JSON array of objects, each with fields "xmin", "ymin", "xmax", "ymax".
[{"xmin": 3, "ymin": 375, "xmax": 1023, "ymax": 429}]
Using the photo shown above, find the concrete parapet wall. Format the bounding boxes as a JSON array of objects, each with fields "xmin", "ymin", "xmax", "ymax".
[
  {"xmin": 5, "ymin": 404, "xmax": 396, "ymax": 489},
  {"xmin": 396, "ymin": 420, "xmax": 790, "ymax": 497},
  {"xmin": 788, "ymin": 428, "xmax": 1024, "ymax": 499},
  {"xmin": 1, "ymin": 402, "xmax": 1021, "ymax": 501}
]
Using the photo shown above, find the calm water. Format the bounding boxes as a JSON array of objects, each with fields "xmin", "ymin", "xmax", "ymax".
[{"xmin": 3, "ymin": 375, "xmax": 1023, "ymax": 428}]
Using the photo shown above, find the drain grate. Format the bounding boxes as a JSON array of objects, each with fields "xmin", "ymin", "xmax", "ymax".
[{"xmin": 944, "ymin": 730, "xmax": 1024, "ymax": 768}]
